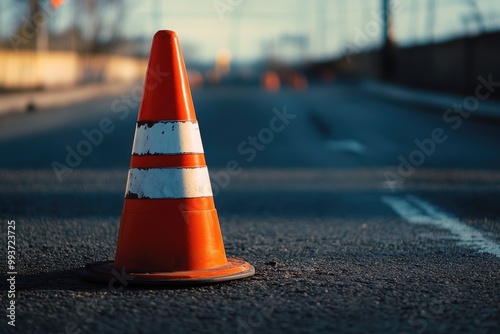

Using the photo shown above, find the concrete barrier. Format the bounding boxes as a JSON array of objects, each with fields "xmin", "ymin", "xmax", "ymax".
[
  {"xmin": 0, "ymin": 50, "xmax": 147, "ymax": 90},
  {"xmin": 0, "ymin": 50, "xmax": 79, "ymax": 89}
]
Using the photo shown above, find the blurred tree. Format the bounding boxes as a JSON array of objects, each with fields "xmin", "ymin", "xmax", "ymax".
[
  {"xmin": 381, "ymin": 0, "xmax": 397, "ymax": 80},
  {"xmin": 2, "ymin": 0, "xmax": 125, "ymax": 53},
  {"xmin": 6, "ymin": 0, "xmax": 52, "ymax": 50},
  {"xmin": 465, "ymin": 0, "xmax": 486, "ymax": 33}
]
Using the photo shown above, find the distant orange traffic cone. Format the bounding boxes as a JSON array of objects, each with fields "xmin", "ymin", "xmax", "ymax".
[{"xmin": 82, "ymin": 30, "xmax": 254, "ymax": 284}]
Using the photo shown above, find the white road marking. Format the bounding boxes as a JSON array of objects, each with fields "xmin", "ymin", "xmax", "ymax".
[
  {"xmin": 325, "ymin": 140, "xmax": 365, "ymax": 154},
  {"xmin": 126, "ymin": 167, "xmax": 213, "ymax": 199},
  {"xmin": 132, "ymin": 121, "xmax": 204, "ymax": 155},
  {"xmin": 381, "ymin": 195, "xmax": 500, "ymax": 258}
]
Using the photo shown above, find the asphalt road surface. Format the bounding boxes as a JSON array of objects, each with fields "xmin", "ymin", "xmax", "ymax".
[{"xmin": 1, "ymin": 81, "xmax": 499, "ymax": 334}]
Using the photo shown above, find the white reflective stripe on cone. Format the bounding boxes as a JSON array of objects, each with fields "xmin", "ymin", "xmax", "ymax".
[
  {"xmin": 125, "ymin": 167, "xmax": 213, "ymax": 199},
  {"xmin": 132, "ymin": 121, "xmax": 204, "ymax": 155}
]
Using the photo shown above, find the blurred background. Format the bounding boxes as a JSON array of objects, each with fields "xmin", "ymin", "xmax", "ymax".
[{"xmin": 0, "ymin": 0, "xmax": 499, "ymax": 95}]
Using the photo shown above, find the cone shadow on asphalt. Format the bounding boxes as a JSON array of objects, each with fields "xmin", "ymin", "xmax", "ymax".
[{"xmin": 0, "ymin": 270, "xmax": 257, "ymax": 292}]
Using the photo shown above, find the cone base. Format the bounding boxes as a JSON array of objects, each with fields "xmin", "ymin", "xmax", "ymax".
[{"xmin": 81, "ymin": 258, "xmax": 255, "ymax": 285}]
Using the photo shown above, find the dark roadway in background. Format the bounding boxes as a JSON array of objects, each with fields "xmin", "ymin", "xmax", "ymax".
[{"xmin": 0, "ymin": 81, "xmax": 499, "ymax": 333}]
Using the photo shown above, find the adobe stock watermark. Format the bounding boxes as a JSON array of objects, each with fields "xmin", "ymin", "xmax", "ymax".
[
  {"xmin": 178, "ymin": 105, "xmax": 296, "ymax": 216},
  {"xmin": 213, "ymin": 0, "xmax": 244, "ymax": 21},
  {"xmin": 384, "ymin": 74, "xmax": 499, "ymax": 191},
  {"xmin": 51, "ymin": 65, "xmax": 170, "ymax": 182},
  {"xmin": 107, "ymin": 267, "xmax": 134, "ymax": 294},
  {"xmin": 9, "ymin": 0, "xmax": 68, "ymax": 50},
  {"xmin": 343, "ymin": 0, "xmax": 404, "ymax": 63}
]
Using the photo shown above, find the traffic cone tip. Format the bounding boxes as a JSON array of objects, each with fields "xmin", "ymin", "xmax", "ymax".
[{"xmin": 138, "ymin": 29, "xmax": 196, "ymax": 121}]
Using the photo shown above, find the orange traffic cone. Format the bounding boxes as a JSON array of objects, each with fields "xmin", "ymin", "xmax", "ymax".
[{"xmin": 82, "ymin": 30, "xmax": 254, "ymax": 284}]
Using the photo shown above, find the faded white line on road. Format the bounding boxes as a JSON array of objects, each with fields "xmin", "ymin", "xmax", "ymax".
[
  {"xmin": 326, "ymin": 140, "xmax": 365, "ymax": 154},
  {"xmin": 381, "ymin": 195, "xmax": 500, "ymax": 258}
]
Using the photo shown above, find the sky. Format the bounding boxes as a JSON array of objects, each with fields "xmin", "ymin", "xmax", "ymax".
[
  {"xmin": 2, "ymin": 0, "xmax": 500, "ymax": 63},
  {"xmin": 122, "ymin": 0, "xmax": 500, "ymax": 63}
]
